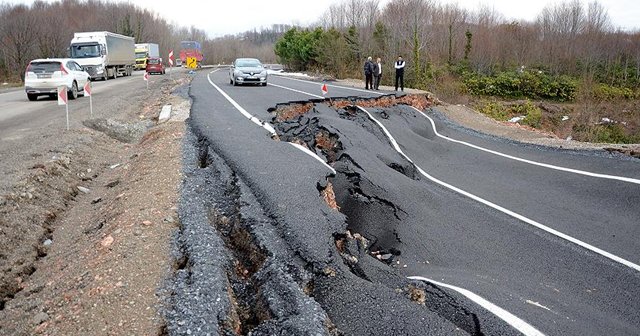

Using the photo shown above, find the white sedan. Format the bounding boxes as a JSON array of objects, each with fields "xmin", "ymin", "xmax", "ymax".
[{"xmin": 24, "ymin": 58, "xmax": 90, "ymax": 101}]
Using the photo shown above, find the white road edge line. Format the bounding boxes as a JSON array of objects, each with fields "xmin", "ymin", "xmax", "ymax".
[
  {"xmin": 205, "ymin": 71, "xmax": 335, "ymax": 175},
  {"xmin": 408, "ymin": 276, "xmax": 546, "ymax": 336},
  {"xmin": 358, "ymin": 106, "xmax": 640, "ymax": 272},
  {"xmin": 268, "ymin": 82, "xmax": 326, "ymax": 99},
  {"xmin": 410, "ymin": 106, "xmax": 640, "ymax": 185},
  {"xmin": 273, "ymin": 75, "xmax": 385, "ymax": 95}
]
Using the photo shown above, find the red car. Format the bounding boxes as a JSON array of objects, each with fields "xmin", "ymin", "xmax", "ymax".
[{"xmin": 145, "ymin": 58, "xmax": 165, "ymax": 75}]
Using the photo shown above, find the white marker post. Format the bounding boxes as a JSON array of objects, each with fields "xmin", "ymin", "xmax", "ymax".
[
  {"xmin": 57, "ymin": 85, "xmax": 69, "ymax": 130},
  {"xmin": 144, "ymin": 71, "xmax": 149, "ymax": 89},
  {"xmin": 84, "ymin": 81, "xmax": 93, "ymax": 117}
]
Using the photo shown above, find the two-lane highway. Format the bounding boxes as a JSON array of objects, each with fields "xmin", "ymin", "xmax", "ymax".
[{"xmin": 186, "ymin": 69, "xmax": 640, "ymax": 335}]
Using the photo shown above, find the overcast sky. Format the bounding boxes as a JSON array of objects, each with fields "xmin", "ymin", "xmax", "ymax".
[{"xmin": 7, "ymin": 0, "xmax": 640, "ymax": 36}]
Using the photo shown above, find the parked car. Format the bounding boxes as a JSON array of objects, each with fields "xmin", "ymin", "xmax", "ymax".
[
  {"xmin": 145, "ymin": 57, "xmax": 165, "ymax": 75},
  {"xmin": 24, "ymin": 58, "xmax": 90, "ymax": 101},
  {"xmin": 229, "ymin": 58, "xmax": 267, "ymax": 86}
]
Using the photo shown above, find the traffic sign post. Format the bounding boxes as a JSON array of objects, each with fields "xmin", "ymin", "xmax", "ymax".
[
  {"xmin": 168, "ymin": 50, "xmax": 174, "ymax": 79},
  {"xmin": 84, "ymin": 81, "xmax": 93, "ymax": 117},
  {"xmin": 57, "ymin": 85, "xmax": 69, "ymax": 130},
  {"xmin": 321, "ymin": 83, "xmax": 328, "ymax": 96},
  {"xmin": 186, "ymin": 57, "xmax": 197, "ymax": 69},
  {"xmin": 144, "ymin": 71, "xmax": 149, "ymax": 89}
]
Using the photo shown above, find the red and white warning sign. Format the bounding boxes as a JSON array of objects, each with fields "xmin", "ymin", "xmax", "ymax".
[
  {"xmin": 321, "ymin": 83, "xmax": 328, "ymax": 96},
  {"xmin": 144, "ymin": 72, "xmax": 149, "ymax": 81},
  {"xmin": 57, "ymin": 85, "xmax": 67, "ymax": 105},
  {"xmin": 168, "ymin": 50, "xmax": 174, "ymax": 66},
  {"xmin": 83, "ymin": 81, "xmax": 92, "ymax": 97}
]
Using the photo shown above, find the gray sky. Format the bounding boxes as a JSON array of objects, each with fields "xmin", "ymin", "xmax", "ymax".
[{"xmin": 7, "ymin": 0, "xmax": 640, "ymax": 36}]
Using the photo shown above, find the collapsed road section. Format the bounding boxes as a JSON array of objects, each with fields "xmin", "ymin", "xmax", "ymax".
[{"xmin": 164, "ymin": 80, "xmax": 518, "ymax": 334}]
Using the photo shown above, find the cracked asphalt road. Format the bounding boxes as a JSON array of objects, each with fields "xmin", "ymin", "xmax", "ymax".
[{"xmin": 171, "ymin": 69, "xmax": 640, "ymax": 335}]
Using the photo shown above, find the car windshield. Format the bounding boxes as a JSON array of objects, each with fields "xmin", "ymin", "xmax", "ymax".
[
  {"xmin": 28, "ymin": 62, "xmax": 61, "ymax": 73},
  {"xmin": 236, "ymin": 60, "xmax": 261, "ymax": 68},
  {"xmin": 135, "ymin": 52, "xmax": 148, "ymax": 58},
  {"xmin": 71, "ymin": 44, "xmax": 101, "ymax": 58},
  {"xmin": 147, "ymin": 59, "xmax": 160, "ymax": 65}
]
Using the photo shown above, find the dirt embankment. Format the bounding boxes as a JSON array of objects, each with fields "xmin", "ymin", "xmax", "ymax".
[{"xmin": 0, "ymin": 73, "xmax": 190, "ymax": 335}]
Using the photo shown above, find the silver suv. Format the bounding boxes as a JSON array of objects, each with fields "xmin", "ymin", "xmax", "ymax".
[{"xmin": 229, "ymin": 58, "xmax": 267, "ymax": 86}]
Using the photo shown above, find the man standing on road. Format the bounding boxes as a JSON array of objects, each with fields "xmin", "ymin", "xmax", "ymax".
[
  {"xmin": 394, "ymin": 55, "xmax": 405, "ymax": 91},
  {"xmin": 373, "ymin": 57, "xmax": 382, "ymax": 90},
  {"xmin": 364, "ymin": 56, "xmax": 374, "ymax": 90}
]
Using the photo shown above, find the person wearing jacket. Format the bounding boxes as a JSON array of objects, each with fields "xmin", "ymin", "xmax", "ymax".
[
  {"xmin": 373, "ymin": 57, "xmax": 382, "ymax": 90},
  {"xmin": 394, "ymin": 55, "xmax": 405, "ymax": 91},
  {"xmin": 364, "ymin": 56, "xmax": 374, "ymax": 90}
]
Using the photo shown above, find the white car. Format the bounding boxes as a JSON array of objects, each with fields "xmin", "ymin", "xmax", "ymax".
[{"xmin": 24, "ymin": 58, "xmax": 90, "ymax": 101}]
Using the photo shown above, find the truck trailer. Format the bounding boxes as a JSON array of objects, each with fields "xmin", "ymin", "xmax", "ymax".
[
  {"xmin": 134, "ymin": 43, "xmax": 160, "ymax": 70},
  {"xmin": 70, "ymin": 31, "xmax": 135, "ymax": 80}
]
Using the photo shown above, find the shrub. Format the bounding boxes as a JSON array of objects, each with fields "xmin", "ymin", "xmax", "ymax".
[
  {"xmin": 476, "ymin": 99, "xmax": 543, "ymax": 128},
  {"xmin": 463, "ymin": 70, "xmax": 577, "ymax": 101},
  {"xmin": 592, "ymin": 84, "xmax": 638, "ymax": 101}
]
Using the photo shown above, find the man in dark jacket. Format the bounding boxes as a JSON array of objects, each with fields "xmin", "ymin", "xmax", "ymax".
[
  {"xmin": 364, "ymin": 56, "xmax": 374, "ymax": 90},
  {"xmin": 394, "ymin": 55, "xmax": 405, "ymax": 91}
]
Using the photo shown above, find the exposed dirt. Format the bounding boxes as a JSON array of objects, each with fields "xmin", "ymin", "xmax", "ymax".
[{"xmin": 0, "ymin": 72, "xmax": 190, "ymax": 335}]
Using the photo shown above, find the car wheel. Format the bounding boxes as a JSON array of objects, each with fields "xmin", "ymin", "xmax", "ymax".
[
  {"xmin": 68, "ymin": 81, "xmax": 78, "ymax": 100},
  {"xmin": 262, "ymin": 82, "xmax": 267, "ymax": 86},
  {"xmin": 27, "ymin": 93, "xmax": 38, "ymax": 101}
]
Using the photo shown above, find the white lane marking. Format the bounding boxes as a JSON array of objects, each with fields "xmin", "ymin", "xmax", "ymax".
[
  {"xmin": 268, "ymin": 82, "xmax": 326, "ymax": 99},
  {"xmin": 410, "ymin": 106, "xmax": 640, "ymax": 185},
  {"xmin": 358, "ymin": 106, "xmax": 640, "ymax": 272},
  {"xmin": 205, "ymin": 71, "xmax": 335, "ymax": 175},
  {"xmin": 289, "ymin": 142, "xmax": 336, "ymax": 175},
  {"xmin": 408, "ymin": 276, "xmax": 546, "ymax": 336},
  {"xmin": 525, "ymin": 300, "xmax": 553, "ymax": 312},
  {"xmin": 207, "ymin": 71, "xmax": 276, "ymax": 135},
  {"xmin": 273, "ymin": 75, "xmax": 385, "ymax": 96}
]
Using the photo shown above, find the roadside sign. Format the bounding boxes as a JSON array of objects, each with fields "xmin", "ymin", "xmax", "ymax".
[
  {"xmin": 57, "ymin": 85, "xmax": 67, "ymax": 106},
  {"xmin": 57, "ymin": 85, "xmax": 69, "ymax": 130},
  {"xmin": 186, "ymin": 57, "xmax": 197, "ymax": 69},
  {"xmin": 143, "ymin": 72, "xmax": 149, "ymax": 81},
  {"xmin": 321, "ymin": 83, "xmax": 328, "ymax": 96},
  {"xmin": 168, "ymin": 50, "xmax": 174, "ymax": 66},
  {"xmin": 84, "ymin": 81, "xmax": 93, "ymax": 117}
]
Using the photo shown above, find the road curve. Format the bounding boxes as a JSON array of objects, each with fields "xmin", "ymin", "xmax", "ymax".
[{"xmin": 175, "ymin": 69, "xmax": 640, "ymax": 336}]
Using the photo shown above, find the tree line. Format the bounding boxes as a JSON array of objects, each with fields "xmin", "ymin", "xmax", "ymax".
[
  {"xmin": 275, "ymin": 0, "xmax": 640, "ymax": 98},
  {"xmin": 0, "ymin": 0, "xmax": 279, "ymax": 82}
]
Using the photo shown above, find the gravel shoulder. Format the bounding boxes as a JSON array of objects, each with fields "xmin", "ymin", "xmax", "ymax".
[{"xmin": 0, "ymin": 72, "xmax": 191, "ymax": 335}]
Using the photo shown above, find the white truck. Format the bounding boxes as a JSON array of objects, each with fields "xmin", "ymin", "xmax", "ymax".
[
  {"xmin": 70, "ymin": 31, "xmax": 135, "ymax": 81},
  {"xmin": 134, "ymin": 43, "xmax": 160, "ymax": 70}
]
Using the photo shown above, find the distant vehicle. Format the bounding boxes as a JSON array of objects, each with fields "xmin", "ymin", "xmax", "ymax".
[
  {"xmin": 135, "ymin": 43, "xmax": 159, "ymax": 71},
  {"xmin": 146, "ymin": 58, "xmax": 165, "ymax": 75},
  {"xmin": 24, "ymin": 58, "xmax": 90, "ymax": 101},
  {"xmin": 179, "ymin": 41, "xmax": 203, "ymax": 67},
  {"xmin": 229, "ymin": 58, "xmax": 268, "ymax": 86},
  {"xmin": 70, "ymin": 31, "xmax": 135, "ymax": 81}
]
